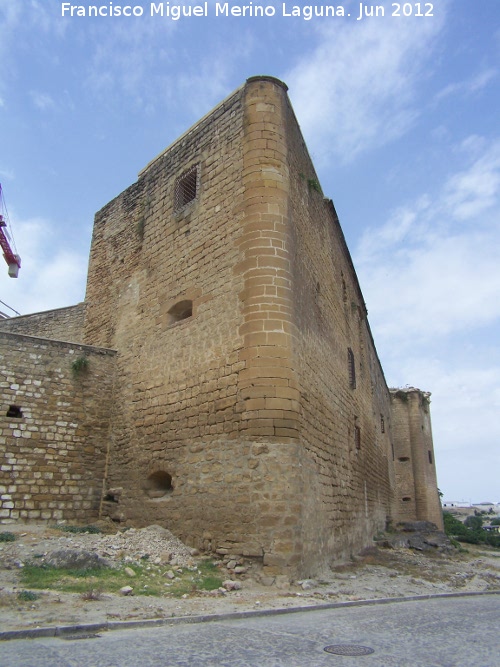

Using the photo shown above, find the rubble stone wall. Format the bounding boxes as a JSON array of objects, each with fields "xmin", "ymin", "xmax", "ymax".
[
  {"xmin": 0, "ymin": 331, "xmax": 116, "ymax": 524},
  {"xmin": 0, "ymin": 304, "xmax": 85, "ymax": 343}
]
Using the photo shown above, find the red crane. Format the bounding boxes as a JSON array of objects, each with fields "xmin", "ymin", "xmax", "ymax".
[{"xmin": 0, "ymin": 184, "xmax": 21, "ymax": 278}]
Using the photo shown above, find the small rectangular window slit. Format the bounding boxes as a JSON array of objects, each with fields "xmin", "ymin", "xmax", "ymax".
[
  {"xmin": 348, "ymin": 348, "xmax": 356, "ymax": 389},
  {"xmin": 355, "ymin": 425, "xmax": 361, "ymax": 450}
]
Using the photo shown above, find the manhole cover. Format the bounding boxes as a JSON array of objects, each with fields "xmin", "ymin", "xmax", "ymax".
[{"xmin": 324, "ymin": 645, "xmax": 375, "ymax": 656}]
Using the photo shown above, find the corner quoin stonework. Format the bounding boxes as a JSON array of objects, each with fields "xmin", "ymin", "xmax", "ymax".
[{"xmin": 0, "ymin": 76, "xmax": 443, "ymax": 578}]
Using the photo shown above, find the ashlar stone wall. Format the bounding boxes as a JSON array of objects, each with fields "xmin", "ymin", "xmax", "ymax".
[
  {"xmin": 80, "ymin": 76, "xmax": 419, "ymax": 577},
  {"xmin": 279, "ymin": 82, "xmax": 396, "ymax": 571},
  {"xmin": 0, "ymin": 78, "xmax": 443, "ymax": 575},
  {"xmin": 0, "ymin": 331, "xmax": 116, "ymax": 524},
  {"xmin": 83, "ymin": 84, "xmax": 255, "ymax": 551},
  {"xmin": 391, "ymin": 388, "xmax": 443, "ymax": 530}
]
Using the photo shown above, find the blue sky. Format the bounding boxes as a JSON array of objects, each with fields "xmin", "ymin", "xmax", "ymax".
[{"xmin": 0, "ymin": 0, "xmax": 498, "ymax": 503}]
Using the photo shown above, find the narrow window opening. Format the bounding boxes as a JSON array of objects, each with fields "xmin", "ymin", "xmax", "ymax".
[
  {"xmin": 391, "ymin": 443, "xmax": 395, "ymax": 461},
  {"xmin": 348, "ymin": 348, "xmax": 356, "ymax": 389},
  {"xmin": 355, "ymin": 425, "xmax": 361, "ymax": 450},
  {"xmin": 380, "ymin": 415, "xmax": 385, "ymax": 433},
  {"xmin": 398, "ymin": 456, "xmax": 410, "ymax": 462},
  {"xmin": 6, "ymin": 405, "xmax": 23, "ymax": 418},
  {"xmin": 428, "ymin": 450, "xmax": 433, "ymax": 464},
  {"xmin": 402, "ymin": 496, "xmax": 412, "ymax": 502},
  {"xmin": 167, "ymin": 300, "xmax": 193, "ymax": 325},
  {"xmin": 144, "ymin": 471, "xmax": 173, "ymax": 499},
  {"xmin": 174, "ymin": 165, "xmax": 199, "ymax": 211}
]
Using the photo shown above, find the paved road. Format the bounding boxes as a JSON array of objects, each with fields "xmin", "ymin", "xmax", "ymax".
[{"xmin": 0, "ymin": 594, "xmax": 498, "ymax": 666}]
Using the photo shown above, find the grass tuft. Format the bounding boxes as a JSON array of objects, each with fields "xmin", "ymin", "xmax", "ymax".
[
  {"xmin": 56, "ymin": 524, "xmax": 102, "ymax": 534},
  {"xmin": 20, "ymin": 558, "xmax": 224, "ymax": 599},
  {"xmin": 0, "ymin": 532, "xmax": 16, "ymax": 542},
  {"xmin": 17, "ymin": 590, "xmax": 40, "ymax": 602}
]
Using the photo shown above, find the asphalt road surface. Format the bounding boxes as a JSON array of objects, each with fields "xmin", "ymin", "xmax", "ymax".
[{"xmin": 0, "ymin": 594, "xmax": 498, "ymax": 666}]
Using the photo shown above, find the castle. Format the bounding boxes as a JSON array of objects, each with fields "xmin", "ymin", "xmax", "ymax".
[{"xmin": 0, "ymin": 77, "xmax": 442, "ymax": 578}]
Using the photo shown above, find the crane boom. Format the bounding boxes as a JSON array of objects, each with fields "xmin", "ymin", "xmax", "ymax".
[{"xmin": 0, "ymin": 185, "xmax": 21, "ymax": 278}]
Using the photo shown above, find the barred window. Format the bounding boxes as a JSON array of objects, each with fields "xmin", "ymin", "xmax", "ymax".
[
  {"xmin": 348, "ymin": 347, "xmax": 356, "ymax": 389},
  {"xmin": 174, "ymin": 165, "xmax": 199, "ymax": 211}
]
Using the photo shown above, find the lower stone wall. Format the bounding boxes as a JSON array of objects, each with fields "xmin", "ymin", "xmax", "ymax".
[
  {"xmin": 0, "ymin": 331, "xmax": 116, "ymax": 524},
  {"xmin": 102, "ymin": 438, "xmax": 305, "ymax": 576},
  {"xmin": 0, "ymin": 303, "xmax": 86, "ymax": 343}
]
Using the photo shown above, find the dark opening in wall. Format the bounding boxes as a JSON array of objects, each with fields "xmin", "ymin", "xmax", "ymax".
[
  {"xmin": 398, "ymin": 456, "xmax": 410, "ymax": 462},
  {"xmin": 402, "ymin": 497, "xmax": 412, "ymax": 502},
  {"xmin": 428, "ymin": 450, "xmax": 433, "ymax": 464},
  {"xmin": 380, "ymin": 415, "xmax": 385, "ymax": 433},
  {"xmin": 348, "ymin": 348, "xmax": 356, "ymax": 389},
  {"xmin": 355, "ymin": 425, "xmax": 361, "ymax": 450},
  {"xmin": 341, "ymin": 273, "xmax": 347, "ymax": 303},
  {"xmin": 6, "ymin": 405, "xmax": 23, "ymax": 418},
  {"xmin": 167, "ymin": 300, "xmax": 193, "ymax": 325},
  {"xmin": 144, "ymin": 471, "xmax": 173, "ymax": 499},
  {"xmin": 174, "ymin": 165, "xmax": 199, "ymax": 211}
]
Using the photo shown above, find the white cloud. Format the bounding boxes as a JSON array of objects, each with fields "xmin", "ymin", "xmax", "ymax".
[
  {"xmin": 30, "ymin": 92, "xmax": 56, "ymax": 111},
  {"xmin": 354, "ymin": 137, "xmax": 500, "ymax": 502},
  {"xmin": 390, "ymin": 357, "xmax": 500, "ymax": 502},
  {"xmin": 285, "ymin": 1, "xmax": 447, "ymax": 164},
  {"xmin": 83, "ymin": 16, "xmax": 233, "ymax": 117},
  {"xmin": 356, "ymin": 138, "xmax": 500, "ymax": 342},
  {"xmin": 435, "ymin": 68, "xmax": 497, "ymax": 102},
  {"xmin": 443, "ymin": 142, "xmax": 500, "ymax": 220},
  {"xmin": 0, "ymin": 1, "xmax": 67, "ymax": 96},
  {"xmin": 0, "ymin": 215, "xmax": 87, "ymax": 316}
]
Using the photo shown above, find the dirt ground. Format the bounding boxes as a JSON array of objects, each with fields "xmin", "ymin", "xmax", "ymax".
[{"xmin": 1, "ymin": 523, "xmax": 499, "ymax": 633}]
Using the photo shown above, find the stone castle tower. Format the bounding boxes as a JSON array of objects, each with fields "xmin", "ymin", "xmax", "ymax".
[{"xmin": 0, "ymin": 76, "xmax": 442, "ymax": 577}]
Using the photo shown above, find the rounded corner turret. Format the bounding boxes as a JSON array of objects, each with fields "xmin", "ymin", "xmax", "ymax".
[{"xmin": 246, "ymin": 75, "xmax": 289, "ymax": 92}]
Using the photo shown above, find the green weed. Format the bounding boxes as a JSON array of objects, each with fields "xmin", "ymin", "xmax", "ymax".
[
  {"xmin": 71, "ymin": 356, "xmax": 89, "ymax": 377},
  {"xmin": 56, "ymin": 524, "xmax": 102, "ymax": 534},
  {"xmin": 17, "ymin": 590, "xmax": 40, "ymax": 602},
  {"xmin": 0, "ymin": 532, "xmax": 16, "ymax": 542},
  {"xmin": 20, "ymin": 558, "xmax": 223, "ymax": 598}
]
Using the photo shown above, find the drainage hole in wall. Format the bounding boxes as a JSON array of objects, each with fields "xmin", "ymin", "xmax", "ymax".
[
  {"xmin": 6, "ymin": 405, "xmax": 23, "ymax": 418},
  {"xmin": 144, "ymin": 471, "xmax": 173, "ymax": 498}
]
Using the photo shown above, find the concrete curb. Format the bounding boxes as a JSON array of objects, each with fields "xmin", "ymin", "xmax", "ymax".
[{"xmin": 1, "ymin": 589, "xmax": 499, "ymax": 642}]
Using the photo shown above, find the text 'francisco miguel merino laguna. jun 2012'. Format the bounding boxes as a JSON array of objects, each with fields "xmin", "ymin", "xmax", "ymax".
[{"xmin": 60, "ymin": 3, "xmax": 435, "ymax": 21}]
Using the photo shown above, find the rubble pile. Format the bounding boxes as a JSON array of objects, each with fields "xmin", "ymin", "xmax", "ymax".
[{"xmin": 1, "ymin": 525, "xmax": 197, "ymax": 569}]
